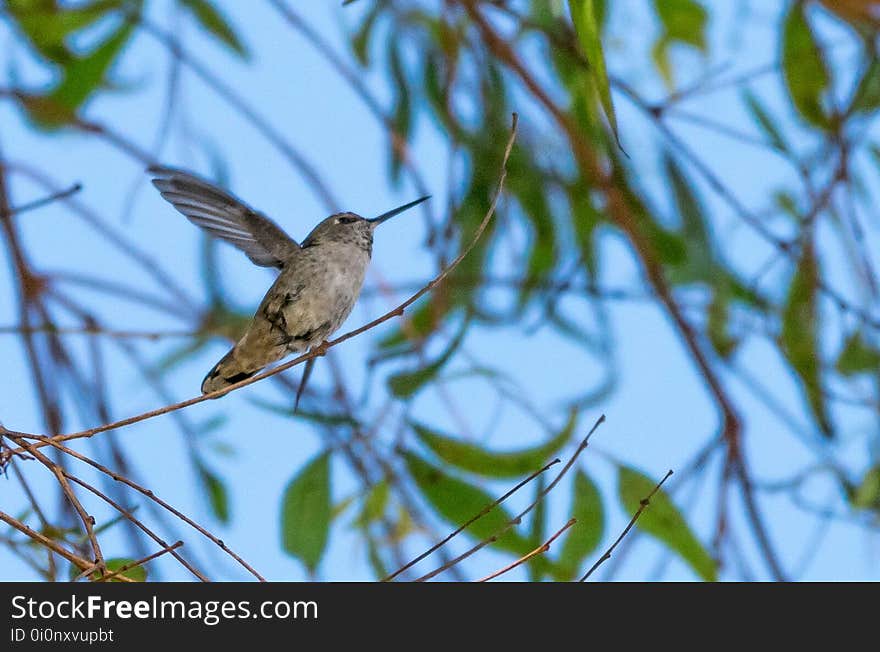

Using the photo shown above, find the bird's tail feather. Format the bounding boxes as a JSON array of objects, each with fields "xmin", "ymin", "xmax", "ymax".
[{"xmin": 201, "ymin": 348, "xmax": 258, "ymax": 395}]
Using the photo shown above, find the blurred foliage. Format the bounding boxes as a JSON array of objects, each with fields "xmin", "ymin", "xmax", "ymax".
[
  {"xmin": 2, "ymin": 0, "xmax": 880, "ymax": 582},
  {"xmin": 281, "ymin": 451, "xmax": 331, "ymax": 574}
]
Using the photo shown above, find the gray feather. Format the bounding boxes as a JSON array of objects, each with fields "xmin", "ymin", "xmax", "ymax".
[{"xmin": 148, "ymin": 165, "xmax": 299, "ymax": 268}]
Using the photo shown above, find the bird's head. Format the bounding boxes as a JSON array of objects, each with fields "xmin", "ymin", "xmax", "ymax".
[{"xmin": 302, "ymin": 195, "xmax": 430, "ymax": 250}]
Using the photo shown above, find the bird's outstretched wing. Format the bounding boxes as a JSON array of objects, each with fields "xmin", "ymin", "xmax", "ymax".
[{"xmin": 148, "ymin": 165, "xmax": 299, "ymax": 268}]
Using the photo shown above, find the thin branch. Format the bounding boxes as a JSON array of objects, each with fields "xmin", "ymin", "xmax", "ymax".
[
  {"xmin": 477, "ymin": 518, "xmax": 576, "ymax": 582},
  {"xmin": 0, "ymin": 510, "xmax": 92, "ymax": 573},
  {"xmin": 0, "ymin": 183, "xmax": 82, "ymax": 218},
  {"xmin": 415, "ymin": 414, "xmax": 605, "ymax": 582},
  {"xmin": 7, "ymin": 431, "xmax": 262, "ymax": 581},
  {"xmin": 62, "ymin": 470, "xmax": 210, "ymax": 582},
  {"xmin": 6, "ymin": 434, "xmax": 107, "ymax": 573},
  {"xmin": 383, "ymin": 457, "xmax": 560, "ymax": 582},
  {"xmin": 0, "ymin": 324, "xmax": 201, "ymax": 339},
  {"xmin": 579, "ymin": 469, "xmax": 674, "ymax": 582},
  {"xmin": 94, "ymin": 541, "xmax": 183, "ymax": 582}
]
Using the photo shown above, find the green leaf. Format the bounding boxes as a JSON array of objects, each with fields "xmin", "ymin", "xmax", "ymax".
[
  {"xmin": 357, "ymin": 480, "xmax": 390, "ymax": 527},
  {"xmin": 852, "ymin": 58, "xmax": 880, "ymax": 115},
  {"xmin": 781, "ymin": 245, "xmax": 833, "ymax": 437},
  {"xmin": 836, "ymin": 332, "xmax": 880, "ymax": 377},
  {"xmin": 387, "ymin": 317, "xmax": 469, "ymax": 398},
  {"xmin": 617, "ymin": 465, "xmax": 717, "ymax": 581},
  {"xmin": 648, "ymin": 223, "xmax": 688, "ymax": 266},
  {"xmin": 850, "ymin": 466, "xmax": 880, "ymax": 511},
  {"xmin": 654, "ymin": 0, "xmax": 708, "ymax": 48},
  {"xmin": 555, "ymin": 470, "xmax": 604, "ymax": 580},
  {"xmin": 281, "ymin": 452, "xmax": 332, "ymax": 572},
  {"xmin": 388, "ymin": 42, "xmax": 411, "ymax": 184},
  {"xmin": 377, "ymin": 299, "xmax": 451, "ymax": 352},
  {"xmin": 742, "ymin": 90, "xmax": 789, "ymax": 153},
  {"xmin": 569, "ymin": 186, "xmax": 603, "ymax": 276},
  {"xmin": 403, "ymin": 451, "xmax": 533, "ymax": 555},
  {"xmin": 781, "ymin": 2, "xmax": 830, "ymax": 129},
  {"xmin": 196, "ymin": 463, "xmax": 230, "ymax": 524},
  {"xmin": 90, "ymin": 511, "xmax": 136, "ymax": 538},
  {"xmin": 506, "ymin": 146, "xmax": 557, "ymax": 298},
  {"xmin": 664, "ymin": 154, "xmax": 713, "ymax": 282},
  {"xmin": 46, "ymin": 18, "xmax": 136, "ymax": 119},
  {"xmin": 180, "ymin": 0, "xmax": 248, "ymax": 57},
  {"xmin": 366, "ymin": 536, "xmax": 388, "ymax": 579},
  {"xmin": 707, "ymin": 285, "xmax": 739, "ymax": 359},
  {"xmin": 567, "ymin": 0, "xmax": 621, "ymax": 147},
  {"xmin": 774, "ymin": 190, "xmax": 800, "ymax": 220},
  {"xmin": 651, "ymin": 0, "xmax": 708, "ymax": 87},
  {"xmin": 412, "ymin": 410, "xmax": 577, "ymax": 478},
  {"xmin": 351, "ymin": 2, "xmax": 382, "ymax": 66},
  {"xmin": 249, "ymin": 397, "xmax": 361, "ymax": 428},
  {"xmin": 5, "ymin": 0, "xmax": 123, "ymax": 63},
  {"xmin": 331, "ymin": 494, "xmax": 357, "ymax": 521},
  {"xmin": 100, "ymin": 558, "xmax": 148, "ymax": 582}
]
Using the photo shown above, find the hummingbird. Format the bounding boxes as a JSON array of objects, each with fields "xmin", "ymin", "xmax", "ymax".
[{"xmin": 148, "ymin": 165, "xmax": 429, "ymax": 405}]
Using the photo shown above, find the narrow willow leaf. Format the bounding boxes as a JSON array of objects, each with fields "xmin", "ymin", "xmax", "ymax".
[
  {"xmin": 836, "ymin": 332, "xmax": 880, "ymax": 377},
  {"xmin": 48, "ymin": 19, "xmax": 135, "ymax": 116},
  {"xmin": 357, "ymin": 480, "xmax": 390, "ymax": 527},
  {"xmin": 196, "ymin": 463, "xmax": 230, "ymax": 524},
  {"xmin": 654, "ymin": 0, "xmax": 708, "ymax": 48},
  {"xmin": 388, "ymin": 317, "xmax": 469, "ymax": 398},
  {"xmin": 388, "ymin": 42, "xmax": 412, "ymax": 184},
  {"xmin": 91, "ymin": 511, "xmax": 136, "ymax": 538},
  {"xmin": 742, "ymin": 90, "xmax": 789, "ymax": 152},
  {"xmin": 707, "ymin": 285, "xmax": 739, "ymax": 359},
  {"xmin": 21, "ymin": 14, "xmax": 136, "ymax": 128},
  {"xmin": 281, "ymin": 452, "xmax": 332, "ymax": 572},
  {"xmin": 6, "ymin": 0, "xmax": 119, "ymax": 63},
  {"xmin": 781, "ymin": 3, "xmax": 830, "ymax": 129},
  {"xmin": 569, "ymin": 187, "xmax": 603, "ymax": 276},
  {"xmin": 664, "ymin": 154, "xmax": 713, "ymax": 282},
  {"xmin": 555, "ymin": 470, "xmax": 604, "ymax": 580},
  {"xmin": 249, "ymin": 397, "xmax": 360, "ymax": 428},
  {"xmin": 331, "ymin": 494, "xmax": 357, "ymax": 521},
  {"xmin": 781, "ymin": 245, "xmax": 833, "ymax": 437},
  {"xmin": 567, "ymin": 0, "xmax": 621, "ymax": 147},
  {"xmin": 850, "ymin": 466, "xmax": 880, "ymax": 510},
  {"xmin": 852, "ymin": 58, "xmax": 880, "ymax": 114},
  {"xmin": 651, "ymin": 0, "xmax": 708, "ymax": 87},
  {"xmin": 378, "ymin": 299, "xmax": 451, "ymax": 351},
  {"xmin": 506, "ymin": 147, "xmax": 557, "ymax": 296},
  {"xmin": 412, "ymin": 410, "xmax": 577, "ymax": 478},
  {"xmin": 366, "ymin": 536, "xmax": 388, "ymax": 579},
  {"xmin": 180, "ymin": 0, "xmax": 248, "ymax": 57},
  {"xmin": 351, "ymin": 2, "xmax": 382, "ymax": 66},
  {"xmin": 403, "ymin": 451, "xmax": 533, "ymax": 555},
  {"xmin": 617, "ymin": 465, "xmax": 717, "ymax": 581}
]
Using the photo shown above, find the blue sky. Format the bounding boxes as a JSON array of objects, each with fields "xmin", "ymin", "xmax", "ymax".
[{"xmin": 1, "ymin": 1, "xmax": 878, "ymax": 581}]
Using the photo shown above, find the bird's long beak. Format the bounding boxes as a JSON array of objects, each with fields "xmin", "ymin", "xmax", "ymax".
[{"xmin": 368, "ymin": 195, "xmax": 431, "ymax": 227}]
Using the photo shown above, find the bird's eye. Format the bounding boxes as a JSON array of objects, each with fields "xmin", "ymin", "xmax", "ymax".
[{"xmin": 336, "ymin": 216, "xmax": 358, "ymax": 225}]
